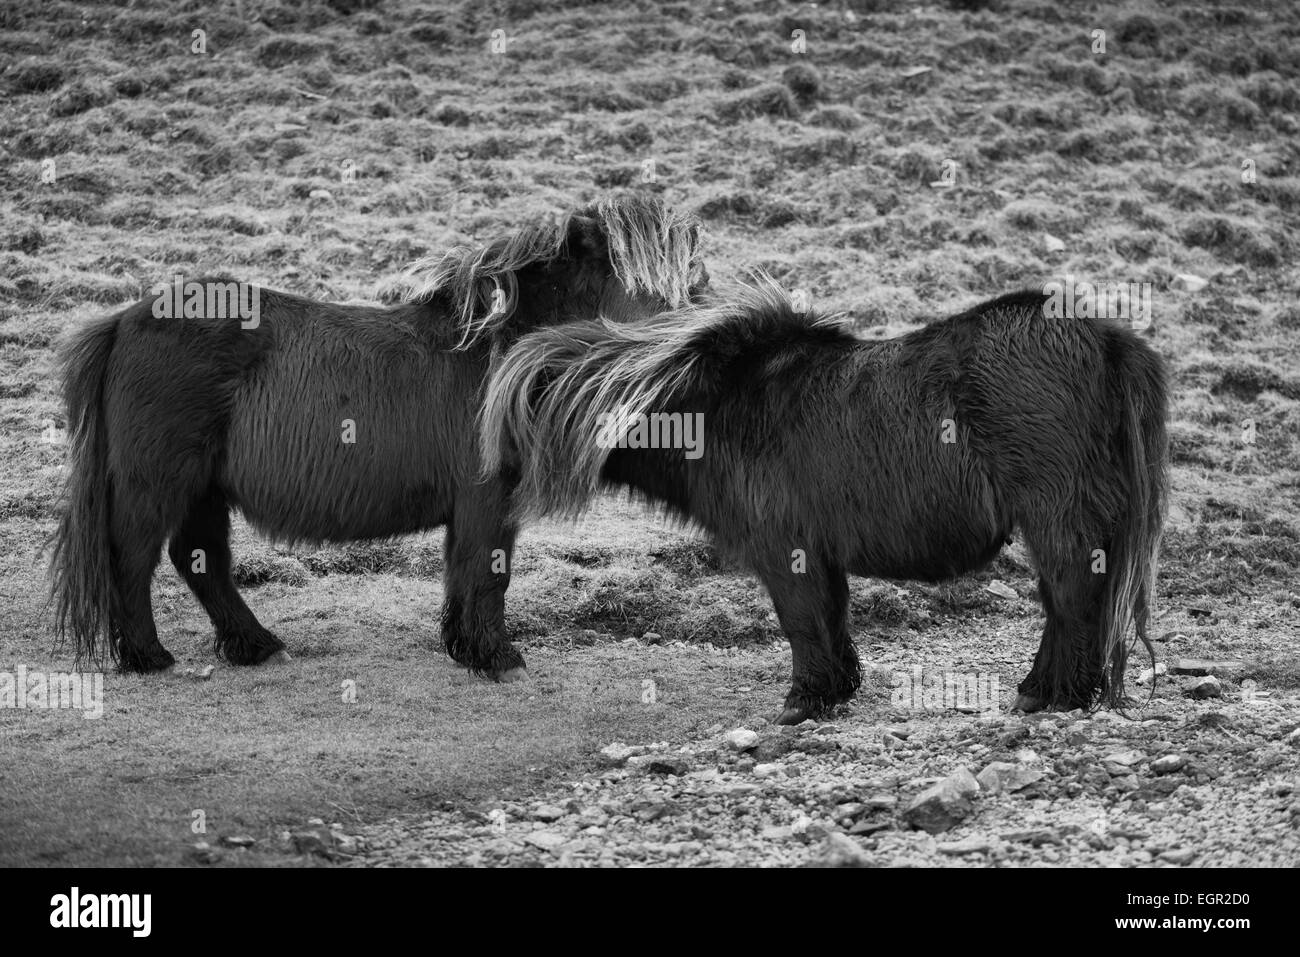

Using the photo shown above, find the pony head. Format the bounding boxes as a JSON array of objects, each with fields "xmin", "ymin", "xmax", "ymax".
[{"xmin": 394, "ymin": 193, "xmax": 706, "ymax": 349}]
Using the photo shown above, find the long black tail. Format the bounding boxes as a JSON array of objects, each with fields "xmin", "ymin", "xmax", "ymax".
[
  {"xmin": 48, "ymin": 315, "xmax": 120, "ymax": 668},
  {"xmin": 1097, "ymin": 331, "xmax": 1169, "ymax": 706}
]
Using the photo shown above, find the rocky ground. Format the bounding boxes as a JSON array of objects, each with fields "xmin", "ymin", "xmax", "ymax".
[{"xmin": 251, "ymin": 654, "xmax": 1300, "ymax": 868}]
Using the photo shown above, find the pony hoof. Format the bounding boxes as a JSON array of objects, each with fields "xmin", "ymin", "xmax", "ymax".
[
  {"xmin": 497, "ymin": 667, "xmax": 528, "ymax": 684},
  {"xmin": 774, "ymin": 706, "xmax": 809, "ymax": 726},
  {"xmin": 265, "ymin": 650, "xmax": 293, "ymax": 665},
  {"xmin": 1012, "ymin": 693, "xmax": 1046, "ymax": 713}
]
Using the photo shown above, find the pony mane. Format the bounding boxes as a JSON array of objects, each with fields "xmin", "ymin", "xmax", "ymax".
[
  {"xmin": 479, "ymin": 275, "xmax": 852, "ymax": 518},
  {"xmin": 393, "ymin": 193, "xmax": 702, "ymax": 350}
]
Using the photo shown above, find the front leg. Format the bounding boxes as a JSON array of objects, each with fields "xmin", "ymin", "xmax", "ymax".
[
  {"xmin": 759, "ymin": 555, "xmax": 860, "ymax": 725},
  {"xmin": 440, "ymin": 489, "xmax": 526, "ymax": 680}
]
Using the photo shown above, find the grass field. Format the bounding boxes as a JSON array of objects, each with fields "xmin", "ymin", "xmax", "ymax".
[{"xmin": 1, "ymin": 0, "xmax": 1298, "ymax": 866}]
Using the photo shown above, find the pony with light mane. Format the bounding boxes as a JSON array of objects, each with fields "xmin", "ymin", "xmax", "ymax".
[
  {"xmin": 50, "ymin": 194, "xmax": 706, "ymax": 681},
  {"xmin": 482, "ymin": 277, "xmax": 1168, "ymax": 723}
]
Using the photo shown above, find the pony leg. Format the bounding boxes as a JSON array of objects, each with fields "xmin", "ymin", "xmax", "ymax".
[
  {"xmin": 108, "ymin": 484, "xmax": 175, "ymax": 673},
  {"xmin": 761, "ymin": 559, "xmax": 861, "ymax": 725},
  {"xmin": 1014, "ymin": 537, "xmax": 1106, "ymax": 711},
  {"xmin": 439, "ymin": 488, "xmax": 526, "ymax": 679},
  {"xmin": 168, "ymin": 489, "xmax": 285, "ymax": 665}
]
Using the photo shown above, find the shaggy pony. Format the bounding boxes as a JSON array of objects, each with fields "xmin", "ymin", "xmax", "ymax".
[
  {"xmin": 49, "ymin": 194, "xmax": 706, "ymax": 678},
  {"xmin": 481, "ymin": 279, "xmax": 1168, "ymax": 722}
]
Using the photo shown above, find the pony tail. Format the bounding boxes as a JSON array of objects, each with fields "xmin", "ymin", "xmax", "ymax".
[
  {"xmin": 48, "ymin": 315, "xmax": 120, "ymax": 668},
  {"xmin": 1097, "ymin": 337, "xmax": 1169, "ymax": 706}
]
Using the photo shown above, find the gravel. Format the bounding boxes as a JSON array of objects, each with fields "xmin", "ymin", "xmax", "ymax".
[{"xmin": 343, "ymin": 690, "xmax": 1300, "ymax": 867}]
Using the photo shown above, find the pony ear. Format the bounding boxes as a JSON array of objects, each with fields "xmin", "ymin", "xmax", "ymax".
[{"xmin": 564, "ymin": 214, "xmax": 609, "ymax": 263}]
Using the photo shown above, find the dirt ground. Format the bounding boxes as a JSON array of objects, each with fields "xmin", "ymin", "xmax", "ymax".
[{"xmin": 1, "ymin": 0, "xmax": 1297, "ymax": 867}]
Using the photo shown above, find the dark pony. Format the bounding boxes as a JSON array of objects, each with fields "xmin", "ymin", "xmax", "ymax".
[
  {"xmin": 49, "ymin": 194, "xmax": 705, "ymax": 678},
  {"xmin": 481, "ymin": 278, "xmax": 1168, "ymax": 723}
]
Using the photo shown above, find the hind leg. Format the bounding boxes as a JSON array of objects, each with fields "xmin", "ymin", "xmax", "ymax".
[
  {"xmin": 168, "ymin": 489, "xmax": 285, "ymax": 665},
  {"xmin": 108, "ymin": 486, "xmax": 175, "ymax": 673},
  {"xmin": 1014, "ymin": 534, "xmax": 1106, "ymax": 711},
  {"xmin": 440, "ymin": 485, "xmax": 526, "ymax": 679},
  {"xmin": 761, "ymin": 558, "xmax": 861, "ymax": 725}
]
